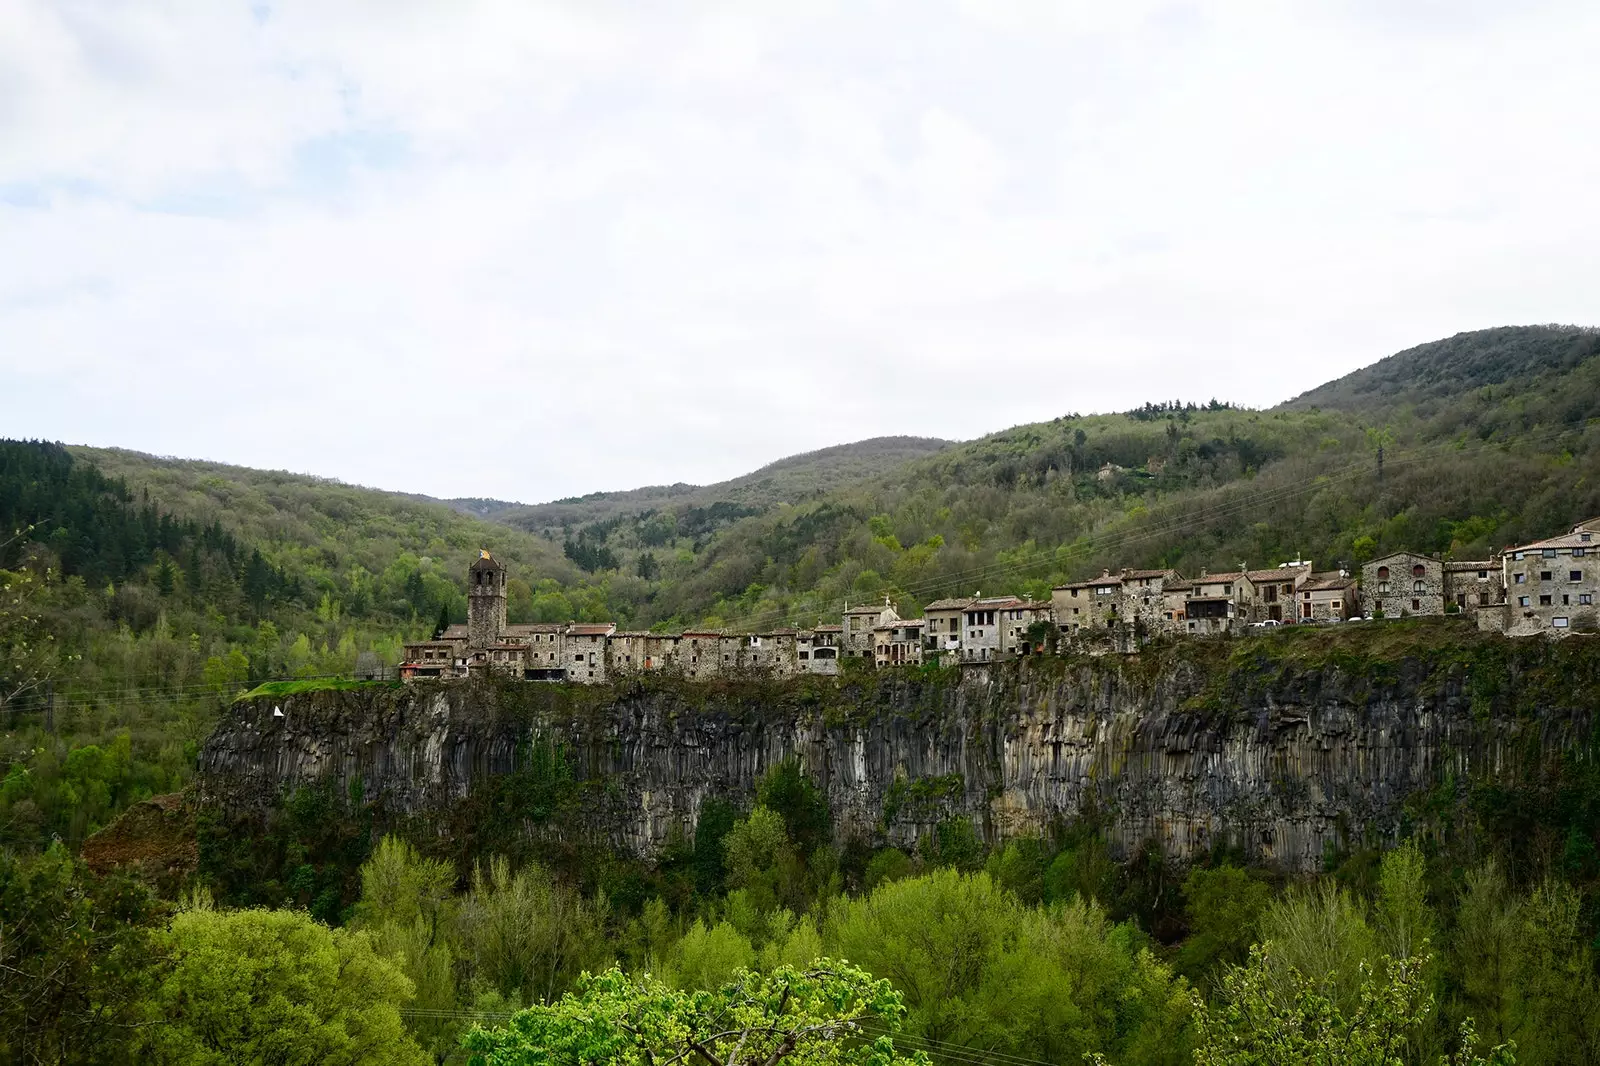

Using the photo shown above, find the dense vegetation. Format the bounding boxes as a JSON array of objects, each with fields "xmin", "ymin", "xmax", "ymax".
[
  {"xmin": 11, "ymin": 748, "xmax": 1588, "ymax": 1064},
  {"xmin": 5, "ymin": 324, "xmax": 1600, "ymax": 1061}
]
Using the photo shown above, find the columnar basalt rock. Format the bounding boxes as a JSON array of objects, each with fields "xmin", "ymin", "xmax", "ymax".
[{"xmin": 199, "ymin": 641, "xmax": 1598, "ymax": 872}]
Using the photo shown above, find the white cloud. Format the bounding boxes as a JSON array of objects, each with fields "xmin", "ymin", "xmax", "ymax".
[{"xmin": 1, "ymin": 0, "xmax": 1597, "ymax": 501}]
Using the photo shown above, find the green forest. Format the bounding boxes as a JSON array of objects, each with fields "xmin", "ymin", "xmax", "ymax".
[{"xmin": 4, "ymin": 325, "xmax": 1600, "ymax": 1063}]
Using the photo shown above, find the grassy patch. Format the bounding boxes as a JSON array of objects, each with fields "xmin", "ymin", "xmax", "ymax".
[{"xmin": 237, "ymin": 678, "xmax": 404, "ymax": 700}]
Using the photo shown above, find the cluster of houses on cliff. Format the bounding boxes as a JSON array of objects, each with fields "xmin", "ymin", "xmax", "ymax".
[{"xmin": 401, "ymin": 518, "xmax": 1600, "ymax": 683}]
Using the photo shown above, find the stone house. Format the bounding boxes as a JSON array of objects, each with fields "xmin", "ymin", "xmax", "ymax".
[
  {"xmin": 398, "ymin": 639, "xmax": 464, "ymax": 679},
  {"xmin": 1296, "ymin": 571, "xmax": 1357, "ymax": 621},
  {"xmin": 960, "ymin": 595, "xmax": 1027, "ymax": 661},
  {"xmin": 797, "ymin": 627, "xmax": 840, "ymax": 674},
  {"xmin": 873, "ymin": 619, "xmax": 925, "ymax": 667},
  {"xmin": 1181, "ymin": 570, "xmax": 1249, "ymax": 634},
  {"xmin": 1443, "ymin": 560, "xmax": 1503, "ymax": 613},
  {"xmin": 1118, "ymin": 568, "xmax": 1180, "ymax": 632},
  {"xmin": 566, "ymin": 623, "xmax": 615, "ymax": 682},
  {"xmin": 1051, "ymin": 574, "xmax": 1123, "ymax": 636},
  {"xmin": 921, "ymin": 597, "xmax": 972, "ymax": 659},
  {"xmin": 505, "ymin": 623, "xmax": 566, "ymax": 679},
  {"xmin": 1362, "ymin": 552, "xmax": 1443, "ymax": 618},
  {"xmin": 843, "ymin": 603, "xmax": 898, "ymax": 660},
  {"xmin": 742, "ymin": 630, "xmax": 799, "ymax": 675},
  {"xmin": 1496, "ymin": 521, "xmax": 1600, "ymax": 635},
  {"xmin": 999, "ymin": 601, "xmax": 1053, "ymax": 657},
  {"xmin": 1244, "ymin": 563, "xmax": 1311, "ymax": 623},
  {"xmin": 678, "ymin": 632, "xmax": 725, "ymax": 679}
]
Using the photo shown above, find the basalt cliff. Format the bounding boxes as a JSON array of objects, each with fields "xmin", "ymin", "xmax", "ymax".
[{"xmin": 197, "ymin": 624, "xmax": 1599, "ymax": 872}]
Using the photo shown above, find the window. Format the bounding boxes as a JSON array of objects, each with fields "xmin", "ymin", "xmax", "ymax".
[
  {"xmin": 1514, "ymin": 552, "xmax": 1526, "ymax": 560},
  {"xmin": 1518, "ymin": 596, "xmax": 1530, "ymax": 607},
  {"xmin": 1553, "ymin": 616, "xmax": 1570, "ymax": 628},
  {"xmin": 1378, "ymin": 581, "xmax": 1390, "ymax": 594},
  {"xmin": 1377, "ymin": 566, "xmax": 1390, "ymax": 579},
  {"xmin": 1412, "ymin": 599, "xmax": 1421, "ymax": 611},
  {"xmin": 1479, "ymin": 593, "xmax": 1489, "ymax": 606},
  {"xmin": 1582, "ymin": 534, "xmax": 1593, "ymax": 543},
  {"xmin": 1540, "ymin": 571, "xmax": 1553, "ymax": 582},
  {"xmin": 1576, "ymin": 548, "xmax": 1588, "ymax": 557},
  {"xmin": 1543, "ymin": 549, "xmax": 1558, "ymax": 558},
  {"xmin": 1478, "ymin": 570, "xmax": 1489, "ymax": 579},
  {"xmin": 1582, "ymin": 594, "xmax": 1593, "ymax": 605},
  {"xmin": 1413, "ymin": 580, "xmax": 1425, "ymax": 594},
  {"xmin": 1223, "ymin": 585, "xmax": 1232, "ymax": 596},
  {"xmin": 1572, "ymin": 571, "xmax": 1583, "ymax": 582},
  {"xmin": 1412, "ymin": 564, "xmax": 1427, "ymax": 578},
  {"xmin": 1539, "ymin": 595, "xmax": 1552, "ymax": 606},
  {"xmin": 1514, "ymin": 573, "xmax": 1526, "ymax": 584}
]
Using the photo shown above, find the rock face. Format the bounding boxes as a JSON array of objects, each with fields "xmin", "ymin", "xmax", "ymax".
[{"xmin": 198, "ymin": 636, "xmax": 1599, "ymax": 872}]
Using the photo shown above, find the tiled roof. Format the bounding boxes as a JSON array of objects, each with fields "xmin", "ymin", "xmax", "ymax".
[
  {"xmin": 682, "ymin": 630, "xmax": 724, "ymax": 638},
  {"xmin": 1120, "ymin": 568, "xmax": 1173, "ymax": 580},
  {"xmin": 1512, "ymin": 531, "xmax": 1596, "ymax": 551},
  {"xmin": 568, "ymin": 623, "xmax": 617, "ymax": 635},
  {"xmin": 1303, "ymin": 572, "xmax": 1354, "ymax": 591},
  {"xmin": 1191, "ymin": 571, "xmax": 1246, "ymax": 584},
  {"xmin": 923, "ymin": 597, "xmax": 974, "ymax": 611},
  {"xmin": 813, "ymin": 624, "xmax": 842, "ymax": 632},
  {"xmin": 970, "ymin": 596, "xmax": 1028, "ymax": 608},
  {"xmin": 1443, "ymin": 559, "xmax": 1496, "ymax": 571},
  {"xmin": 503, "ymin": 623, "xmax": 563, "ymax": 634},
  {"xmin": 1163, "ymin": 579, "xmax": 1194, "ymax": 591},
  {"xmin": 1246, "ymin": 567, "xmax": 1307, "ymax": 583}
]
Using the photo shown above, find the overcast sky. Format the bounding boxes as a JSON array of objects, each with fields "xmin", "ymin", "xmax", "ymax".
[{"xmin": 3, "ymin": 2, "xmax": 1597, "ymax": 502}]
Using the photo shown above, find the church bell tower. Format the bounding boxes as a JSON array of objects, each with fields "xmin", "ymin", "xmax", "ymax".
[{"xmin": 467, "ymin": 550, "xmax": 508, "ymax": 649}]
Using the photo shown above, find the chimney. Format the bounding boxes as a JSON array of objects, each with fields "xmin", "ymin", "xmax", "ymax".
[{"xmin": 1201, "ymin": 568, "xmax": 1208, "ymax": 578}]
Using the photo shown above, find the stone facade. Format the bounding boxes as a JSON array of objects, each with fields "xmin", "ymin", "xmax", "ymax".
[
  {"xmin": 1492, "ymin": 521, "xmax": 1600, "ymax": 635},
  {"xmin": 467, "ymin": 551, "xmax": 508, "ymax": 651},
  {"xmin": 873, "ymin": 620, "xmax": 924, "ymax": 666},
  {"xmin": 1362, "ymin": 552, "xmax": 1443, "ymax": 618},
  {"xmin": 921, "ymin": 598, "xmax": 971, "ymax": 660},
  {"xmin": 843, "ymin": 604, "xmax": 896, "ymax": 660},
  {"xmin": 1296, "ymin": 571, "xmax": 1358, "ymax": 621}
]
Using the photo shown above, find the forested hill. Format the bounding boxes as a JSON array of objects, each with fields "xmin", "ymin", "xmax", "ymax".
[
  {"xmin": 488, "ymin": 324, "xmax": 1600, "ymax": 630},
  {"xmin": 1285, "ymin": 324, "xmax": 1600, "ymax": 418},
  {"xmin": 480, "ymin": 435, "xmax": 954, "ymax": 532},
  {"xmin": 15, "ymin": 324, "xmax": 1600, "ymax": 639}
]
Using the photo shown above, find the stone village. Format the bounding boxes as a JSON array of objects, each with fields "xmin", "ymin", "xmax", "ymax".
[{"xmin": 399, "ymin": 517, "xmax": 1600, "ymax": 682}]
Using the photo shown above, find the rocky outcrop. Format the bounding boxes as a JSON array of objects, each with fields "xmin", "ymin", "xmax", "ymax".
[{"xmin": 198, "ymin": 631, "xmax": 1600, "ymax": 871}]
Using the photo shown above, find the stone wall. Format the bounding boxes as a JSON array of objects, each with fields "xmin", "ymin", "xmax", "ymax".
[{"xmin": 198, "ymin": 631, "xmax": 1600, "ymax": 873}]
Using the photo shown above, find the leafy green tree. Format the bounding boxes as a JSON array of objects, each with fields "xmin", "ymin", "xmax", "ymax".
[
  {"xmin": 830, "ymin": 868, "xmax": 1190, "ymax": 1064},
  {"xmin": 1256, "ymin": 882, "xmax": 1380, "ymax": 1013},
  {"xmin": 1162, "ymin": 943, "xmax": 1514, "ymax": 1066},
  {"xmin": 0, "ymin": 845, "xmax": 158, "ymax": 1065},
  {"xmin": 671, "ymin": 919, "xmax": 755, "ymax": 991},
  {"xmin": 147, "ymin": 900, "xmax": 428, "ymax": 1065},
  {"xmin": 1176, "ymin": 865, "xmax": 1272, "ymax": 980},
  {"xmin": 352, "ymin": 836, "xmax": 461, "ymax": 1058},
  {"xmin": 457, "ymin": 855, "xmax": 612, "ymax": 1007},
  {"xmin": 462, "ymin": 962, "xmax": 928, "ymax": 1066}
]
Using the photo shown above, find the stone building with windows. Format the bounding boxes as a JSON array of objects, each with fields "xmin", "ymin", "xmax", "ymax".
[
  {"xmin": 921, "ymin": 598, "xmax": 971, "ymax": 659},
  {"xmin": 1051, "ymin": 573, "xmax": 1124, "ymax": 635},
  {"xmin": 873, "ymin": 619, "xmax": 925, "ymax": 666},
  {"xmin": 843, "ymin": 603, "xmax": 898, "ymax": 659},
  {"xmin": 1296, "ymin": 571, "xmax": 1358, "ymax": 621},
  {"xmin": 1244, "ymin": 563, "xmax": 1312, "ymax": 623},
  {"xmin": 1492, "ymin": 519, "xmax": 1600, "ymax": 635},
  {"xmin": 1362, "ymin": 552, "xmax": 1444, "ymax": 618}
]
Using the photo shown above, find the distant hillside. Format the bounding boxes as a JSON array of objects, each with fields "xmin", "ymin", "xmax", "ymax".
[
  {"xmin": 494, "ymin": 436, "xmax": 954, "ymax": 533},
  {"xmin": 1286, "ymin": 324, "xmax": 1600, "ymax": 418},
  {"xmin": 25, "ymin": 326, "xmax": 1600, "ymax": 641}
]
